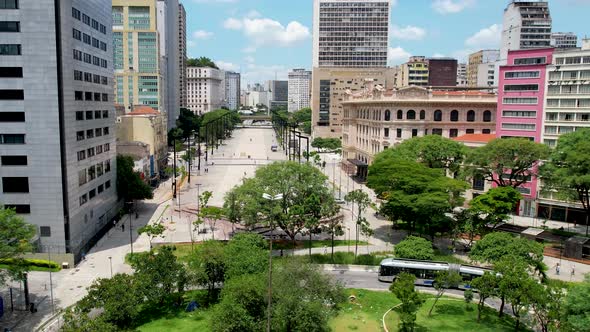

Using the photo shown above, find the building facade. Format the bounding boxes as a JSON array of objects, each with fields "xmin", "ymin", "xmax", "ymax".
[
  {"xmin": 500, "ymin": 0, "xmax": 552, "ymax": 61},
  {"xmin": 186, "ymin": 66, "xmax": 225, "ymax": 114},
  {"xmin": 267, "ymin": 80, "xmax": 288, "ymax": 110},
  {"xmin": 312, "ymin": 0, "xmax": 390, "ymax": 68},
  {"xmin": 288, "ymin": 69, "xmax": 311, "ymax": 112},
  {"xmin": 225, "ymin": 71, "xmax": 240, "ymax": 110},
  {"xmin": 496, "ymin": 47, "xmax": 554, "ymax": 215},
  {"xmin": 467, "ymin": 50, "xmax": 500, "ymax": 87},
  {"xmin": 397, "ymin": 56, "xmax": 429, "ymax": 87},
  {"xmin": 457, "ymin": 63, "xmax": 467, "ymax": 86},
  {"xmin": 0, "ymin": 0, "xmax": 118, "ymax": 260},
  {"xmin": 156, "ymin": 0, "xmax": 179, "ymax": 128},
  {"xmin": 312, "ymin": 67, "xmax": 397, "ymax": 138},
  {"xmin": 341, "ymin": 86, "xmax": 497, "ymax": 178},
  {"xmin": 427, "ymin": 58, "xmax": 458, "ymax": 87},
  {"xmin": 113, "ymin": 0, "xmax": 162, "ymax": 114},
  {"xmin": 178, "ymin": 3, "xmax": 187, "ymax": 109},
  {"xmin": 550, "ymin": 32, "xmax": 578, "ymax": 50}
]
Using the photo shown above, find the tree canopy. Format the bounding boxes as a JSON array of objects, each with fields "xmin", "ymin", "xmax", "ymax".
[
  {"xmin": 0, "ymin": 207, "xmax": 36, "ymax": 286},
  {"xmin": 116, "ymin": 155, "xmax": 154, "ymax": 202},
  {"xmin": 464, "ymin": 138, "xmax": 550, "ymax": 188},
  {"xmin": 386, "ymin": 135, "xmax": 466, "ymax": 173},
  {"xmin": 187, "ymin": 56, "xmax": 218, "ymax": 69},
  {"xmin": 562, "ymin": 274, "xmax": 590, "ymax": 331},
  {"xmin": 468, "ymin": 186, "xmax": 522, "ymax": 228},
  {"xmin": 394, "ymin": 236, "xmax": 434, "ymax": 260},
  {"xmin": 311, "ymin": 137, "xmax": 342, "ymax": 152}
]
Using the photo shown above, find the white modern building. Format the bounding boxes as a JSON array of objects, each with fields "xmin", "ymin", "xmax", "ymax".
[
  {"xmin": 267, "ymin": 80, "xmax": 288, "ymax": 110},
  {"xmin": 225, "ymin": 71, "xmax": 241, "ymax": 110},
  {"xmin": 500, "ymin": 0, "xmax": 552, "ymax": 61},
  {"xmin": 312, "ymin": 0, "xmax": 390, "ymax": 68},
  {"xmin": 551, "ymin": 32, "xmax": 578, "ymax": 50},
  {"xmin": 157, "ymin": 0, "xmax": 180, "ymax": 128},
  {"xmin": 456, "ymin": 63, "xmax": 467, "ymax": 87},
  {"xmin": 0, "ymin": 0, "xmax": 118, "ymax": 261},
  {"xmin": 288, "ymin": 69, "xmax": 311, "ymax": 112},
  {"xmin": 247, "ymin": 91, "xmax": 271, "ymax": 108},
  {"xmin": 186, "ymin": 67, "xmax": 225, "ymax": 114},
  {"xmin": 178, "ymin": 3, "xmax": 187, "ymax": 109}
]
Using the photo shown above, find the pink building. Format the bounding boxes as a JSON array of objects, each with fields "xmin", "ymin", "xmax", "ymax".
[{"xmin": 496, "ymin": 48, "xmax": 554, "ymax": 216}]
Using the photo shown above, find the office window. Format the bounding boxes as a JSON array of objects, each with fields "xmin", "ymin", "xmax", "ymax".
[
  {"xmin": 0, "ymin": 112, "xmax": 24, "ymax": 122},
  {"xmin": 503, "ymin": 110, "xmax": 536, "ymax": 118},
  {"xmin": 76, "ymin": 131, "xmax": 84, "ymax": 141},
  {"xmin": 1, "ymin": 155, "xmax": 26, "ymax": 165},
  {"xmin": 505, "ymin": 71, "xmax": 540, "ymax": 79},
  {"xmin": 92, "ymin": 38, "xmax": 99, "ymax": 49},
  {"xmin": 97, "ymin": 184, "xmax": 104, "ymax": 194},
  {"xmin": 466, "ymin": 129, "xmax": 475, "ymax": 134},
  {"xmin": 504, "ymin": 84, "xmax": 539, "ymax": 92},
  {"xmin": 94, "ymin": 110, "xmax": 101, "ymax": 119},
  {"xmin": 73, "ymin": 49, "xmax": 82, "ymax": 61},
  {"xmin": 100, "ymin": 59, "xmax": 107, "ymax": 68},
  {"xmin": 86, "ymin": 129, "xmax": 94, "ymax": 139},
  {"xmin": 449, "ymin": 129, "xmax": 458, "ymax": 138},
  {"xmin": 99, "ymin": 24, "xmax": 106, "ymax": 34},
  {"xmin": 412, "ymin": 129, "xmax": 418, "ymax": 137},
  {"xmin": 419, "ymin": 110, "xmax": 425, "ymax": 120},
  {"xmin": 103, "ymin": 127, "xmax": 109, "ymax": 135},
  {"xmin": 104, "ymin": 143, "xmax": 110, "ymax": 152},
  {"xmin": 0, "ymin": 90, "xmax": 23, "ymax": 100},
  {"xmin": 2, "ymin": 177, "xmax": 29, "ymax": 193},
  {"xmin": 450, "ymin": 110, "xmax": 459, "ymax": 122},
  {"xmin": 96, "ymin": 163, "xmax": 103, "ymax": 176},
  {"xmin": 483, "ymin": 110, "xmax": 492, "ymax": 122},
  {"xmin": 74, "ymin": 70, "xmax": 82, "ymax": 81},
  {"xmin": 85, "ymin": 111, "xmax": 93, "ymax": 120},
  {"xmin": 93, "ymin": 74, "xmax": 100, "ymax": 84},
  {"xmin": 78, "ymin": 169, "xmax": 87, "ymax": 186},
  {"xmin": 434, "ymin": 110, "xmax": 442, "ymax": 121},
  {"xmin": 82, "ymin": 33, "xmax": 91, "ymax": 45},
  {"xmin": 0, "ymin": 22, "xmax": 19, "ymax": 32},
  {"xmin": 39, "ymin": 226, "xmax": 51, "ymax": 236},
  {"xmin": 87, "ymin": 147, "xmax": 95, "ymax": 157},
  {"xmin": 482, "ymin": 129, "xmax": 491, "ymax": 134},
  {"xmin": 88, "ymin": 165, "xmax": 96, "ymax": 180},
  {"xmin": 89, "ymin": 189, "xmax": 96, "ymax": 200},
  {"xmin": 514, "ymin": 57, "xmax": 546, "ymax": 65},
  {"xmin": 396, "ymin": 128, "xmax": 402, "ymax": 138},
  {"xmin": 82, "ymin": 14, "xmax": 90, "ymax": 25},
  {"xmin": 79, "ymin": 194, "xmax": 87, "ymax": 206},
  {"xmin": 96, "ymin": 145, "xmax": 103, "ymax": 154},
  {"xmin": 397, "ymin": 110, "xmax": 403, "ymax": 120},
  {"xmin": 102, "ymin": 93, "xmax": 108, "ymax": 101},
  {"xmin": 91, "ymin": 19, "xmax": 99, "ymax": 30},
  {"xmin": 432, "ymin": 128, "xmax": 443, "ymax": 136},
  {"xmin": 5, "ymin": 204, "xmax": 30, "ymax": 214},
  {"xmin": 100, "ymin": 42, "xmax": 107, "ymax": 52},
  {"xmin": 0, "ymin": 44, "xmax": 20, "ymax": 55},
  {"xmin": 105, "ymin": 159, "xmax": 111, "ymax": 172},
  {"xmin": 102, "ymin": 110, "xmax": 109, "ymax": 118},
  {"xmin": 0, "ymin": 0, "xmax": 18, "ymax": 9},
  {"xmin": 0, "ymin": 134, "xmax": 24, "ymax": 144},
  {"xmin": 0, "ymin": 67, "xmax": 22, "ymax": 78},
  {"xmin": 72, "ymin": 28, "xmax": 81, "ymax": 40},
  {"xmin": 95, "ymin": 128, "xmax": 102, "ymax": 137},
  {"xmin": 407, "ymin": 110, "xmax": 416, "ymax": 120},
  {"xmin": 85, "ymin": 91, "xmax": 92, "ymax": 101},
  {"xmin": 83, "ymin": 72, "xmax": 92, "ymax": 82},
  {"xmin": 105, "ymin": 180, "xmax": 111, "ymax": 189},
  {"xmin": 75, "ymin": 91, "xmax": 83, "ymax": 101},
  {"xmin": 72, "ymin": 7, "xmax": 80, "ymax": 20},
  {"xmin": 94, "ymin": 92, "xmax": 100, "ymax": 101},
  {"xmin": 77, "ymin": 150, "xmax": 86, "ymax": 161},
  {"xmin": 502, "ymin": 123, "xmax": 536, "ymax": 131},
  {"xmin": 101, "ymin": 76, "xmax": 108, "ymax": 85}
]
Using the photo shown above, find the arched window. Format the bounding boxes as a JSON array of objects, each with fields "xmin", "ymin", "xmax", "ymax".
[
  {"xmin": 483, "ymin": 110, "xmax": 492, "ymax": 122},
  {"xmin": 397, "ymin": 110, "xmax": 403, "ymax": 120},
  {"xmin": 450, "ymin": 110, "xmax": 459, "ymax": 122},
  {"xmin": 384, "ymin": 110, "xmax": 391, "ymax": 121},
  {"xmin": 467, "ymin": 110, "xmax": 475, "ymax": 122},
  {"xmin": 434, "ymin": 110, "xmax": 442, "ymax": 122},
  {"xmin": 407, "ymin": 110, "xmax": 416, "ymax": 120},
  {"xmin": 419, "ymin": 110, "xmax": 425, "ymax": 120}
]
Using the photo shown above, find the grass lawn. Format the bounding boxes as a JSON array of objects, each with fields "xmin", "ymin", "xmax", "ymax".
[
  {"xmin": 386, "ymin": 298, "xmax": 530, "ymax": 332},
  {"xmin": 136, "ymin": 290, "xmax": 212, "ymax": 332},
  {"xmin": 329, "ymin": 289, "xmax": 400, "ymax": 332},
  {"xmin": 0, "ymin": 264, "xmax": 60, "ymax": 273}
]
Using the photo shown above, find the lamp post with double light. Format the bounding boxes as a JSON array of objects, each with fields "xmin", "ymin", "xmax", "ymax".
[{"xmin": 262, "ymin": 192, "xmax": 283, "ymax": 332}]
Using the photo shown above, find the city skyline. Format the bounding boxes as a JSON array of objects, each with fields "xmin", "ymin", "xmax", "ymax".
[{"xmin": 182, "ymin": 0, "xmax": 589, "ymax": 84}]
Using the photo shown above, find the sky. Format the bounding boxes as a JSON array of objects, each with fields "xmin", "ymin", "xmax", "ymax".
[{"xmin": 182, "ymin": 0, "xmax": 590, "ymax": 86}]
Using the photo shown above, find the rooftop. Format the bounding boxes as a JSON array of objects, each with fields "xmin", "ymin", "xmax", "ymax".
[
  {"xmin": 452, "ymin": 134, "xmax": 496, "ymax": 143},
  {"xmin": 127, "ymin": 106, "xmax": 160, "ymax": 116}
]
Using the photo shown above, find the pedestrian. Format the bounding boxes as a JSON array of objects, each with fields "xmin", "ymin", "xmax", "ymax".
[
  {"xmin": 556, "ymin": 263, "xmax": 560, "ymax": 275},
  {"xmin": 571, "ymin": 265, "xmax": 575, "ymax": 276},
  {"xmin": 324, "ymin": 245, "xmax": 327, "ymax": 255},
  {"xmin": 135, "ymin": 212, "xmax": 139, "ymax": 219},
  {"xmin": 122, "ymin": 223, "xmax": 125, "ymax": 232}
]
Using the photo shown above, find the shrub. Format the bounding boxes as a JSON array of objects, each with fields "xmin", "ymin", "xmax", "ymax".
[
  {"xmin": 0, "ymin": 258, "xmax": 59, "ymax": 269},
  {"xmin": 395, "ymin": 236, "xmax": 434, "ymax": 260}
]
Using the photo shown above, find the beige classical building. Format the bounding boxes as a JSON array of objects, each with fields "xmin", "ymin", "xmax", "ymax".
[
  {"xmin": 117, "ymin": 106, "xmax": 167, "ymax": 180},
  {"xmin": 311, "ymin": 67, "xmax": 397, "ymax": 138},
  {"xmin": 341, "ymin": 86, "xmax": 497, "ymax": 179}
]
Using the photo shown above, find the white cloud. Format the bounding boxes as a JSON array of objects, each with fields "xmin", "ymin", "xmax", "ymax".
[
  {"xmin": 187, "ymin": 40, "xmax": 196, "ymax": 48},
  {"xmin": 193, "ymin": 30, "xmax": 213, "ymax": 40},
  {"xmin": 391, "ymin": 25, "xmax": 426, "ymax": 41},
  {"xmin": 451, "ymin": 49, "xmax": 474, "ymax": 62},
  {"xmin": 223, "ymin": 18, "xmax": 243, "ymax": 30},
  {"xmin": 391, "ymin": 0, "xmax": 398, "ymax": 7},
  {"xmin": 432, "ymin": 0, "xmax": 474, "ymax": 14},
  {"xmin": 432, "ymin": 53, "xmax": 446, "ymax": 58},
  {"xmin": 216, "ymin": 60, "xmax": 239, "ymax": 72},
  {"xmin": 244, "ymin": 56, "xmax": 255, "ymax": 63},
  {"xmin": 242, "ymin": 64, "xmax": 288, "ymax": 85},
  {"xmin": 388, "ymin": 46, "xmax": 411, "ymax": 65},
  {"xmin": 223, "ymin": 17, "xmax": 311, "ymax": 47},
  {"xmin": 245, "ymin": 10, "xmax": 261, "ymax": 18},
  {"xmin": 465, "ymin": 24, "xmax": 501, "ymax": 49},
  {"xmin": 242, "ymin": 46, "xmax": 256, "ymax": 53}
]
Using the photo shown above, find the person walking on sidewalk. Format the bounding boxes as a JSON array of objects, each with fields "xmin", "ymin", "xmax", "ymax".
[{"xmin": 556, "ymin": 263, "xmax": 560, "ymax": 275}]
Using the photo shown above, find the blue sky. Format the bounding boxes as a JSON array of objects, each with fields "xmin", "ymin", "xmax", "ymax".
[{"xmin": 182, "ymin": 0, "xmax": 590, "ymax": 85}]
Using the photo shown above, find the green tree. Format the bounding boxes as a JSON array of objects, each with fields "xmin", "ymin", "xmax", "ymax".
[
  {"xmin": 311, "ymin": 137, "xmax": 342, "ymax": 152},
  {"xmin": 176, "ymin": 108, "xmax": 200, "ymax": 139},
  {"xmin": 428, "ymin": 271, "xmax": 463, "ymax": 316},
  {"xmin": 471, "ymin": 272, "xmax": 499, "ymax": 322},
  {"xmin": 368, "ymin": 158, "xmax": 468, "ymax": 237},
  {"xmin": 223, "ymin": 233, "xmax": 268, "ymax": 280},
  {"xmin": 61, "ymin": 306, "xmax": 119, "ymax": 332},
  {"xmin": 187, "ymin": 56, "xmax": 218, "ymax": 69},
  {"xmin": 468, "ymin": 186, "xmax": 522, "ymax": 229},
  {"xmin": 529, "ymin": 280, "xmax": 565, "ymax": 332},
  {"xmin": 390, "ymin": 272, "xmax": 424, "ymax": 331},
  {"xmin": 223, "ymin": 189, "xmax": 241, "ymax": 233},
  {"xmin": 188, "ymin": 240, "xmax": 225, "ymax": 300},
  {"xmin": 394, "ymin": 236, "xmax": 435, "ymax": 260},
  {"xmin": 541, "ymin": 129, "xmax": 590, "ymax": 236},
  {"xmin": 470, "ymin": 232, "xmax": 546, "ymax": 279},
  {"xmin": 76, "ymin": 274, "xmax": 142, "ymax": 328},
  {"xmin": 494, "ymin": 256, "xmax": 532, "ymax": 323},
  {"xmin": 562, "ymin": 274, "xmax": 590, "ymax": 332},
  {"xmin": 344, "ymin": 189, "xmax": 372, "ymax": 259},
  {"xmin": 128, "ymin": 246, "xmax": 187, "ymax": 305},
  {"xmin": 116, "ymin": 155, "xmax": 154, "ymax": 202},
  {"xmin": 464, "ymin": 138, "xmax": 550, "ymax": 188},
  {"xmin": 0, "ymin": 207, "xmax": 35, "ymax": 286},
  {"xmin": 137, "ymin": 223, "xmax": 165, "ymax": 250},
  {"xmin": 390, "ymin": 135, "xmax": 466, "ymax": 173},
  {"xmin": 292, "ymin": 107, "xmax": 312, "ymax": 124},
  {"xmin": 227, "ymin": 162, "xmax": 337, "ymax": 243},
  {"xmin": 463, "ymin": 289, "xmax": 474, "ymax": 310},
  {"xmin": 168, "ymin": 127, "xmax": 183, "ymax": 147}
]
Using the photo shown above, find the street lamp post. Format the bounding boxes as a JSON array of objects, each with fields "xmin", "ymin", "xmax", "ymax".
[
  {"xmin": 262, "ymin": 193, "xmax": 283, "ymax": 332},
  {"xmin": 127, "ymin": 201, "xmax": 134, "ymax": 254},
  {"xmin": 108, "ymin": 256, "xmax": 113, "ymax": 278}
]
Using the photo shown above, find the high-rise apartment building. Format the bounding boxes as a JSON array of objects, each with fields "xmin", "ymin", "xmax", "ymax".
[
  {"xmin": 267, "ymin": 80, "xmax": 288, "ymax": 110},
  {"xmin": 500, "ymin": 0, "xmax": 552, "ymax": 61},
  {"xmin": 288, "ymin": 69, "xmax": 312, "ymax": 112},
  {"xmin": 397, "ymin": 56, "xmax": 429, "ymax": 87},
  {"xmin": 312, "ymin": 0, "xmax": 390, "ymax": 68},
  {"xmin": 0, "ymin": 0, "xmax": 118, "ymax": 261},
  {"xmin": 550, "ymin": 32, "xmax": 578, "ymax": 50},
  {"xmin": 157, "ymin": 0, "xmax": 180, "ymax": 128},
  {"xmin": 186, "ymin": 67, "xmax": 225, "ymax": 114},
  {"xmin": 457, "ymin": 63, "xmax": 468, "ymax": 86},
  {"xmin": 112, "ymin": 0, "xmax": 162, "ymax": 113},
  {"xmin": 178, "ymin": 3, "xmax": 187, "ymax": 109},
  {"xmin": 467, "ymin": 50, "xmax": 500, "ymax": 87},
  {"xmin": 427, "ymin": 58, "xmax": 458, "ymax": 87},
  {"xmin": 225, "ymin": 71, "xmax": 241, "ymax": 110}
]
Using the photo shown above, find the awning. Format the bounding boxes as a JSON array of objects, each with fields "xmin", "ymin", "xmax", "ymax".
[{"xmin": 347, "ymin": 159, "xmax": 368, "ymax": 167}]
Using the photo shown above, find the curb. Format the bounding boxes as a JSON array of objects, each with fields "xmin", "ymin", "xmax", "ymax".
[{"xmin": 322, "ymin": 264, "xmax": 379, "ymax": 273}]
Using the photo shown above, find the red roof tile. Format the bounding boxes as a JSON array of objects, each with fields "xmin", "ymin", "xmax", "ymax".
[
  {"xmin": 432, "ymin": 91, "xmax": 495, "ymax": 96},
  {"xmin": 128, "ymin": 106, "xmax": 159, "ymax": 115},
  {"xmin": 452, "ymin": 134, "xmax": 496, "ymax": 143}
]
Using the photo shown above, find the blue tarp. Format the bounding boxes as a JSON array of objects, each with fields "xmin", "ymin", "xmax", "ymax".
[{"xmin": 185, "ymin": 301, "xmax": 199, "ymax": 312}]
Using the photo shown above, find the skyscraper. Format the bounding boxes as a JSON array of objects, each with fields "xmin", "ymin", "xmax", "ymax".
[
  {"xmin": 312, "ymin": 0, "xmax": 390, "ymax": 68},
  {"xmin": 267, "ymin": 80, "xmax": 288, "ymax": 110},
  {"xmin": 112, "ymin": 0, "xmax": 162, "ymax": 113},
  {"xmin": 0, "ymin": 0, "xmax": 118, "ymax": 261},
  {"xmin": 551, "ymin": 32, "xmax": 578, "ymax": 49},
  {"xmin": 225, "ymin": 71, "xmax": 241, "ymax": 111},
  {"xmin": 288, "ymin": 69, "xmax": 312, "ymax": 112},
  {"xmin": 500, "ymin": 0, "xmax": 552, "ymax": 61},
  {"xmin": 157, "ymin": 0, "xmax": 180, "ymax": 128},
  {"xmin": 467, "ymin": 50, "xmax": 500, "ymax": 87},
  {"xmin": 178, "ymin": 3, "xmax": 187, "ymax": 109}
]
